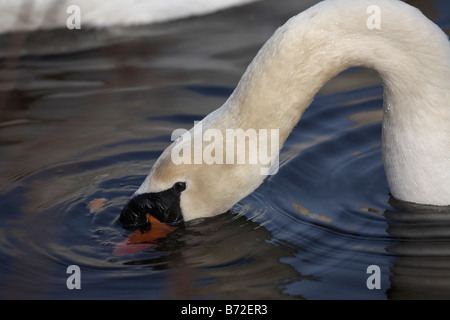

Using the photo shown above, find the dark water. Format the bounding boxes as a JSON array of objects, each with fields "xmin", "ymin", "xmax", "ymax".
[{"xmin": 0, "ymin": 0, "xmax": 449, "ymax": 300}]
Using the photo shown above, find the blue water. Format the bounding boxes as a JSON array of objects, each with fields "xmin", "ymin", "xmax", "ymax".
[{"xmin": 0, "ymin": 0, "xmax": 449, "ymax": 300}]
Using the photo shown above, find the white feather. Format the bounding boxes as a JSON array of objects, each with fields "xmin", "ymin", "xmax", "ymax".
[
  {"xmin": 135, "ymin": 0, "xmax": 450, "ymax": 220},
  {"xmin": 0, "ymin": 0, "xmax": 259, "ymax": 34}
]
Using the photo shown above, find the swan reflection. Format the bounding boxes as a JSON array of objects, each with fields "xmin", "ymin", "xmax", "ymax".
[{"xmin": 386, "ymin": 198, "xmax": 450, "ymax": 299}]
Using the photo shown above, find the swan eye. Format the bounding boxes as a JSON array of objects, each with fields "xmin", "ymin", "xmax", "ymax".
[{"xmin": 173, "ymin": 182, "xmax": 186, "ymax": 193}]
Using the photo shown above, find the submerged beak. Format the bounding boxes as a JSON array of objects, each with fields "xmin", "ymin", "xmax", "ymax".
[
  {"xmin": 119, "ymin": 183, "xmax": 185, "ymax": 230},
  {"xmin": 119, "ymin": 193, "xmax": 155, "ymax": 230}
]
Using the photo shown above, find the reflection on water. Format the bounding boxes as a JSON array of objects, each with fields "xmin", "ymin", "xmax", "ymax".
[
  {"xmin": 386, "ymin": 199, "xmax": 450, "ymax": 299},
  {"xmin": 0, "ymin": 0, "xmax": 449, "ymax": 300},
  {"xmin": 124, "ymin": 213, "xmax": 310, "ymax": 299}
]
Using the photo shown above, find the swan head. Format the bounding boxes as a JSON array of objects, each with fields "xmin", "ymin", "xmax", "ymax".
[
  {"xmin": 119, "ymin": 181, "xmax": 187, "ymax": 229},
  {"xmin": 119, "ymin": 126, "xmax": 269, "ymax": 228}
]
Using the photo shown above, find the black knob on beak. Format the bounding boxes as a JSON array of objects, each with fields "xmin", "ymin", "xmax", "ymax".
[{"xmin": 119, "ymin": 182, "xmax": 186, "ymax": 230}]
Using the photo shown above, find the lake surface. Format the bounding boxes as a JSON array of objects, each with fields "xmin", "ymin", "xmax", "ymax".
[{"xmin": 0, "ymin": 0, "xmax": 449, "ymax": 300}]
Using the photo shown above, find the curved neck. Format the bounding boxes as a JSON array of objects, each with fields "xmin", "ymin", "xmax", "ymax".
[{"xmin": 222, "ymin": 0, "xmax": 450, "ymax": 205}]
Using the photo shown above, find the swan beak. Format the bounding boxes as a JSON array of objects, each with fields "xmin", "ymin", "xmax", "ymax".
[{"xmin": 119, "ymin": 189, "xmax": 184, "ymax": 230}]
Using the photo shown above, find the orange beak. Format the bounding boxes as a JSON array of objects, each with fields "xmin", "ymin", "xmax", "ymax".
[{"xmin": 114, "ymin": 214, "xmax": 178, "ymax": 256}]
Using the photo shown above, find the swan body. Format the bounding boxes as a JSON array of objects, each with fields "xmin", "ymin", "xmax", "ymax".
[
  {"xmin": 0, "ymin": 0, "xmax": 259, "ymax": 34},
  {"xmin": 120, "ymin": 0, "xmax": 450, "ymax": 227}
]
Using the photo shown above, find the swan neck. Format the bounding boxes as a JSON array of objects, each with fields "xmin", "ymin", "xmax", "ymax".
[{"xmin": 225, "ymin": 0, "xmax": 450, "ymax": 205}]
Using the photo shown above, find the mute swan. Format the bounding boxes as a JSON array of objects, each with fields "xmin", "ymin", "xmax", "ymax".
[
  {"xmin": 120, "ymin": 0, "xmax": 450, "ymax": 228},
  {"xmin": 0, "ymin": 0, "xmax": 259, "ymax": 34}
]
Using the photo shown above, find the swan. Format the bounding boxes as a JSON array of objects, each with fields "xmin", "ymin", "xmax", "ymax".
[
  {"xmin": 120, "ymin": 0, "xmax": 450, "ymax": 229},
  {"xmin": 0, "ymin": 0, "xmax": 259, "ymax": 34}
]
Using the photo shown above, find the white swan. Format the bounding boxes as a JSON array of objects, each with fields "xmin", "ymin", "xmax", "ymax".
[
  {"xmin": 120, "ymin": 0, "xmax": 450, "ymax": 228},
  {"xmin": 0, "ymin": 0, "xmax": 259, "ymax": 34}
]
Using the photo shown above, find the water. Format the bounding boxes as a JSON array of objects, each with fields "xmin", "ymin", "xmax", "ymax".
[{"xmin": 0, "ymin": 0, "xmax": 449, "ymax": 300}]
